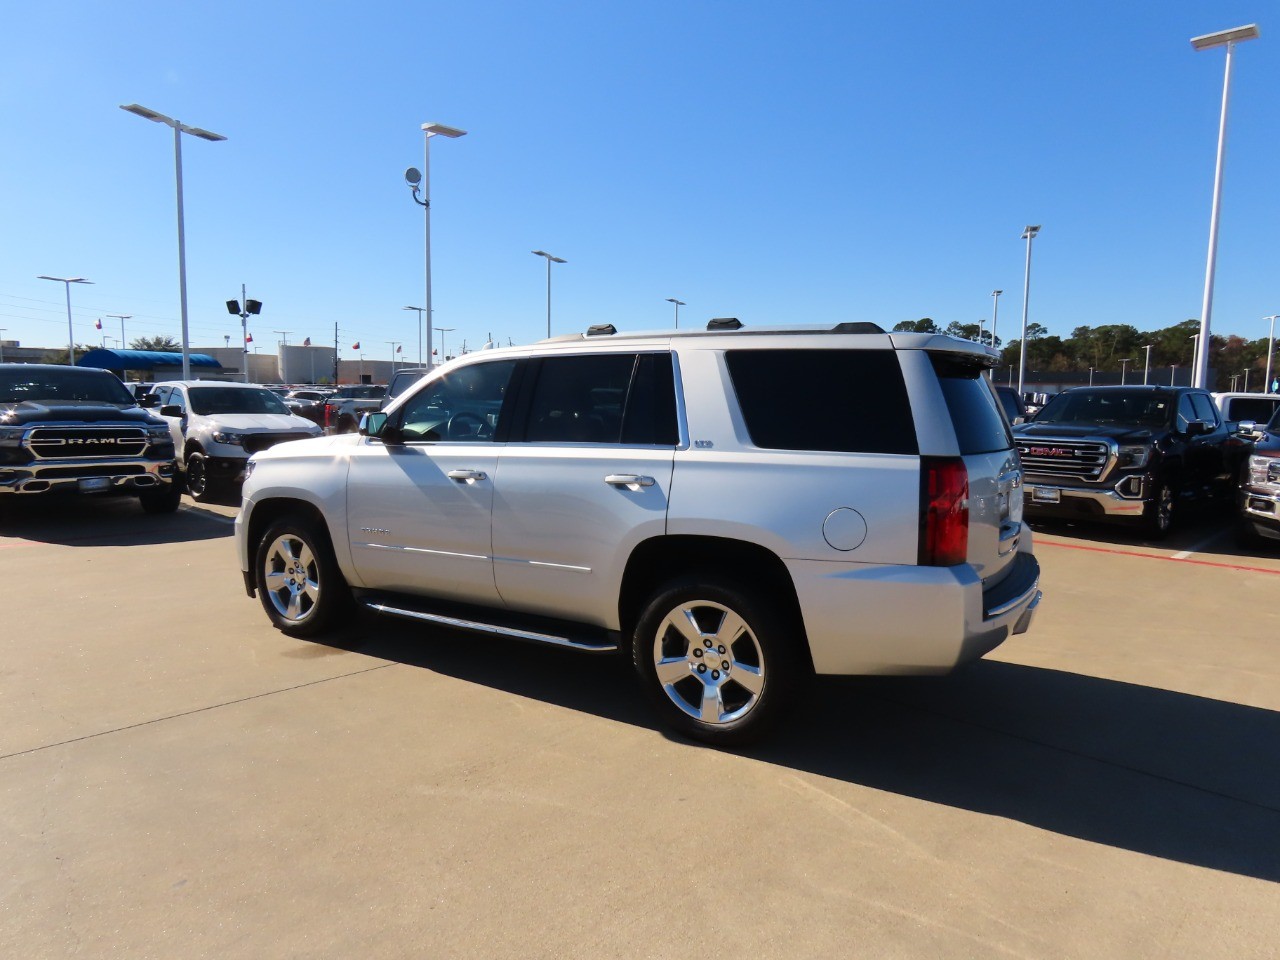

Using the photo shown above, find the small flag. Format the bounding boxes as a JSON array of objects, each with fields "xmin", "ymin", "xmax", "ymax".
[
  {"xmin": 94, "ymin": 318, "xmax": 102, "ymax": 330},
  {"xmin": 432, "ymin": 348, "xmax": 438, "ymax": 356},
  {"xmin": 352, "ymin": 341, "xmax": 361, "ymax": 350},
  {"xmin": 246, "ymin": 332, "xmax": 254, "ymax": 344},
  {"xmin": 396, "ymin": 345, "xmax": 402, "ymax": 354},
  {"xmin": 302, "ymin": 336, "xmax": 311, "ymax": 347}
]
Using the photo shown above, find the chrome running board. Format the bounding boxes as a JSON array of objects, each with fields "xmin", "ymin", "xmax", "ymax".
[{"xmin": 360, "ymin": 599, "xmax": 618, "ymax": 653}]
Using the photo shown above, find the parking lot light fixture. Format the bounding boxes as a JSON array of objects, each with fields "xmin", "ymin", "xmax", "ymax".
[
  {"xmin": 37, "ymin": 276, "xmax": 93, "ymax": 364},
  {"xmin": 1190, "ymin": 24, "xmax": 1260, "ymax": 389},
  {"xmin": 403, "ymin": 306, "xmax": 426, "ymax": 365},
  {"xmin": 120, "ymin": 103, "xmax": 226, "ymax": 380},
  {"xmin": 532, "ymin": 250, "xmax": 566, "ymax": 338},
  {"xmin": 665, "ymin": 298, "xmax": 686, "ymax": 328},
  {"xmin": 1264, "ymin": 315, "xmax": 1279, "ymax": 394},
  {"xmin": 1016, "ymin": 226, "xmax": 1040, "ymax": 396},
  {"xmin": 1119, "ymin": 358, "xmax": 1136, "ymax": 385},
  {"xmin": 1189, "ymin": 332, "xmax": 1201, "ymax": 375},
  {"xmin": 1142, "ymin": 344, "xmax": 1154, "ymax": 384}
]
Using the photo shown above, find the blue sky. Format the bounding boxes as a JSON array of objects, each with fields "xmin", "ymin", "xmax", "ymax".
[{"xmin": 1, "ymin": 1, "xmax": 1276, "ymax": 365}]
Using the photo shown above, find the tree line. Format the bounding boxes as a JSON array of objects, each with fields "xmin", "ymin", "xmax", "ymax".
[{"xmin": 892, "ymin": 318, "xmax": 1277, "ymax": 391}]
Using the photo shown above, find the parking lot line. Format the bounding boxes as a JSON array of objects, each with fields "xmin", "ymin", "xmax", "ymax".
[
  {"xmin": 1170, "ymin": 530, "xmax": 1229, "ymax": 561},
  {"xmin": 1042, "ymin": 539, "xmax": 1280, "ymax": 576}
]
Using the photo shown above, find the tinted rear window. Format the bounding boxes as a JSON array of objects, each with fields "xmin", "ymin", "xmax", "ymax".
[
  {"xmin": 932, "ymin": 356, "xmax": 1012, "ymax": 455},
  {"xmin": 1228, "ymin": 396, "xmax": 1280, "ymax": 424},
  {"xmin": 725, "ymin": 350, "xmax": 917, "ymax": 455}
]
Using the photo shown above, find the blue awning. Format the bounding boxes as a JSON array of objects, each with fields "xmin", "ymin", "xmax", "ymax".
[{"xmin": 77, "ymin": 349, "xmax": 223, "ymax": 371}]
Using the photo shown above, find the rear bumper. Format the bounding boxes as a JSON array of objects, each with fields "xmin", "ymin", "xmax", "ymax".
[
  {"xmin": 0, "ymin": 458, "xmax": 177, "ymax": 495},
  {"xmin": 787, "ymin": 544, "xmax": 1041, "ymax": 676}
]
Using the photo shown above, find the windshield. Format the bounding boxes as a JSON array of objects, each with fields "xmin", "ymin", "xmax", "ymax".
[
  {"xmin": 189, "ymin": 386, "xmax": 290, "ymax": 416},
  {"xmin": 335, "ymin": 385, "xmax": 386, "ymax": 399},
  {"xmin": 1033, "ymin": 389, "xmax": 1171, "ymax": 427},
  {"xmin": 0, "ymin": 368, "xmax": 136, "ymax": 406}
]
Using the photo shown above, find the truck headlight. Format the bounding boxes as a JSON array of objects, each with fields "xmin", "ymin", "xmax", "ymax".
[
  {"xmin": 1248, "ymin": 453, "xmax": 1280, "ymax": 486},
  {"xmin": 147, "ymin": 427, "xmax": 171, "ymax": 441},
  {"xmin": 0, "ymin": 426, "xmax": 25, "ymax": 443},
  {"xmin": 212, "ymin": 431, "xmax": 246, "ymax": 446},
  {"xmin": 243, "ymin": 457, "xmax": 257, "ymax": 480},
  {"xmin": 1116, "ymin": 445, "xmax": 1150, "ymax": 470}
]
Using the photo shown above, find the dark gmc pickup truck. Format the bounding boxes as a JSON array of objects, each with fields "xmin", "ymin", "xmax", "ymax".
[
  {"xmin": 0, "ymin": 364, "xmax": 181, "ymax": 513},
  {"xmin": 1012, "ymin": 385, "xmax": 1241, "ymax": 538}
]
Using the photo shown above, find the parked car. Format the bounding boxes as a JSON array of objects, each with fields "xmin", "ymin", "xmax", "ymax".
[
  {"xmin": 148, "ymin": 380, "xmax": 322, "ymax": 501},
  {"xmin": 282, "ymin": 388, "xmax": 333, "ymax": 426},
  {"xmin": 235, "ymin": 322, "xmax": 1041, "ymax": 745},
  {"xmin": 994, "ymin": 385, "xmax": 1028, "ymax": 425},
  {"xmin": 1013, "ymin": 385, "xmax": 1237, "ymax": 538},
  {"xmin": 1237, "ymin": 405, "xmax": 1280, "ymax": 549},
  {"xmin": 382, "ymin": 368, "xmax": 429, "ymax": 409},
  {"xmin": 322, "ymin": 384, "xmax": 386, "ymax": 434},
  {"xmin": 0, "ymin": 363, "xmax": 180, "ymax": 513},
  {"xmin": 1212, "ymin": 392, "xmax": 1280, "ymax": 437}
]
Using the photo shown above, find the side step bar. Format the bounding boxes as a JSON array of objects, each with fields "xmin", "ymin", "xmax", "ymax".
[{"xmin": 359, "ymin": 599, "xmax": 619, "ymax": 653}]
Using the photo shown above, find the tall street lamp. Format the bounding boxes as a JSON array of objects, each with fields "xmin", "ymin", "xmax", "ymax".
[
  {"xmin": 1189, "ymin": 332, "xmax": 1200, "ymax": 379},
  {"xmin": 1017, "ymin": 225, "xmax": 1040, "ymax": 396},
  {"xmin": 1119, "ymin": 358, "xmax": 1136, "ymax": 385},
  {"xmin": 1190, "ymin": 24, "xmax": 1261, "ymax": 389},
  {"xmin": 107, "ymin": 314, "xmax": 131, "ymax": 350},
  {"xmin": 666, "ymin": 298, "xmax": 686, "ymax": 328},
  {"xmin": 1263, "ymin": 314, "xmax": 1279, "ymax": 394},
  {"xmin": 532, "ymin": 250, "xmax": 566, "ymax": 338},
  {"xmin": 435, "ymin": 327, "xmax": 455, "ymax": 362},
  {"xmin": 120, "ymin": 103, "xmax": 226, "ymax": 381},
  {"xmin": 991, "ymin": 289, "xmax": 1003, "ymax": 349},
  {"xmin": 405, "ymin": 121, "xmax": 467, "ymax": 374},
  {"xmin": 225, "ymin": 288, "xmax": 262, "ymax": 382},
  {"xmin": 402, "ymin": 306, "xmax": 426, "ymax": 365},
  {"xmin": 386, "ymin": 340, "xmax": 401, "ymax": 374},
  {"xmin": 37, "ymin": 276, "xmax": 93, "ymax": 364}
]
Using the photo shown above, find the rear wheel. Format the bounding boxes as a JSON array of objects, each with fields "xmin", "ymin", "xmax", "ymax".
[
  {"xmin": 255, "ymin": 516, "xmax": 351, "ymax": 636},
  {"xmin": 632, "ymin": 578, "xmax": 803, "ymax": 746}
]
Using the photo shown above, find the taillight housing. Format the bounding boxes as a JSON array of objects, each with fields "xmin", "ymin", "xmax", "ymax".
[{"xmin": 919, "ymin": 456, "xmax": 969, "ymax": 566}]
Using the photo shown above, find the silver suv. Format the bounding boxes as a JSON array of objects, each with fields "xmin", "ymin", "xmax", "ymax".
[{"xmin": 234, "ymin": 322, "xmax": 1041, "ymax": 744}]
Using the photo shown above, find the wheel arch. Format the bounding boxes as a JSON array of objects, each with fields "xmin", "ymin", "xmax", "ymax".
[
  {"xmin": 245, "ymin": 497, "xmax": 337, "ymax": 577},
  {"xmin": 618, "ymin": 535, "xmax": 813, "ymax": 672}
]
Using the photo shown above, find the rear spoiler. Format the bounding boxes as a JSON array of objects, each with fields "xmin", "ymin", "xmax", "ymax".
[{"xmin": 888, "ymin": 333, "xmax": 999, "ymax": 367}]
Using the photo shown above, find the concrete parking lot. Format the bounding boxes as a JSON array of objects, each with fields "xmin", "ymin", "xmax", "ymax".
[{"xmin": 2, "ymin": 495, "xmax": 1278, "ymax": 959}]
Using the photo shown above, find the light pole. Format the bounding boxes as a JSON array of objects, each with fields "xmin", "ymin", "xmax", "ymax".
[
  {"xmin": 1264, "ymin": 314, "xmax": 1279, "ymax": 394},
  {"xmin": 666, "ymin": 298, "xmax": 686, "ymax": 328},
  {"xmin": 1143, "ymin": 344, "xmax": 1154, "ymax": 384},
  {"xmin": 107, "ymin": 314, "xmax": 131, "ymax": 350},
  {"xmin": 1171, "ymin": 364, "xmax": 1179, "ymax": 386},
  {"xmin": 402, "ymin": 306, "xmax": 426, "ymax": 365},
  {"xmin": 225, "ymin": 287, "xmax": 262, "ymax": 382},
  {"xmin": 37, "ymin": 276, "xmax": 93, "ymax": 364},
  {"xmin": 1189, "ymin": 332, "xmax": 1200, "ymax": 380},
  {"xmin": 435, "ymin": 327, "xmax": 455, "ymax": 362},
  {"xmin": 385, "ymin": 341, "xmax": 401, "ymax": 374},
  {"xmin": 405, "ymin": 121, "xmax": 467, "ymax": 374},
  {"xmin": 532, "ymin": 250, "xmax": 566, "ymax": 338},
  {"xmin": 1190, "ymin": 24, "xmax": 1261, "ymax": 389},
  {"xmin": 991, "ymin": 289, "xmax": 1003, "ymax": 348},
  {"xmin": 1120, "ymin": 358, "xmax": 1136, "ymax": 385},
  {"xmin": 1244, "ymin": 368, "xmax": 1250, "ymax": 392},
  {"xmin": 1088, "ymin": 367, "xmax": 1095, "ymax": 386},
  {"xmin": 0, "ymin": 328, "xmax": 6, "ymax": 363},
  {"xmin": 120, "ymin": 104, "xmax": 226, "ymax": 381},
  {"xmin": 1017, "ymin": 225, "xmax": 1040, "ymax": 396}
]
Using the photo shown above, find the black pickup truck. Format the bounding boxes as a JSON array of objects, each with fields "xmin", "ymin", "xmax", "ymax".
[
  {"xmin": 1012, "ymin": 385, "xmax": 1241, "ymax": 538},
  {"xmin": 0, "ymin": 364, "xmax": 181, "ymax": 513}
]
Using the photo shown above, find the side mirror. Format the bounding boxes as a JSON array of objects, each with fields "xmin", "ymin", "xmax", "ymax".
[
  {"xmin": 138, "ymin": 394, "xmax": 158, "ymax": 408},
  {"xmin": 1185, "ymin": 419, "xmax": 1212, "ymax": 437},
  {"xmin": 360, "ymin": 411, "xmax": 402, "ymax": 444},
  {"xmin": 1236, "ymin": 420, "xmax": 1257, "ymax": 436},
  {"xmin": 159, "ymin": 404, "xmax": 181, "ymax": 418}
]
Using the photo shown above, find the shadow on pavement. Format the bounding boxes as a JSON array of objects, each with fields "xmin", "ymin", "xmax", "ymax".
[
  {"xmin": 0, "ymin": 496, "xmax": 233, "ymax": 546},
  {"xmin": 316, "ymin": 617, "xmax": 1280, "ymax": 883}
]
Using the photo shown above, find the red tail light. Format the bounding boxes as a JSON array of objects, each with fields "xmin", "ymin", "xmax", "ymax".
[{"xmin": 919, "ymin": 457, "xmax": 969, "ymax": 566}]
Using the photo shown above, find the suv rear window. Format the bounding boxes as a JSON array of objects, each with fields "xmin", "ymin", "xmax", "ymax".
[
  {"xmin": 725, "ymin": 350, "xmax": 917, "ymax": 455},
  {"xmin": 931, "ymin": 356, "xmax": 1012, "ymax": 455}
]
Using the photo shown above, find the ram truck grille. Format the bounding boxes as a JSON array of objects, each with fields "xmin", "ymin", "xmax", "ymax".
[
  {"xmin": 26, "ymin": 427, "xmax": 148, "ymax": 460},
  {"xmin": 1015, "ymin": 439, "xmax": 1111, "ymax": 481}
]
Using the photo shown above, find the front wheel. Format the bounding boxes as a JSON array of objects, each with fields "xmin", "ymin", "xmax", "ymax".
[
  {"xmin": 139, "ymin": 481, "xmax": 182, "ymax": 514},
  {"xmin": 185, "ymin": 451, "xmax": 217, "ymax": 502},
  {"xmin": 632, "ymin": 578, "xmax": 803, "ymax": 746},
  {"xmin": 1141, "ymin": 480, "xmax": 1175, "ymax": 540},
  {"xmin": 255, "ymin": 516, "xmax": 351, "ymax": 636}
]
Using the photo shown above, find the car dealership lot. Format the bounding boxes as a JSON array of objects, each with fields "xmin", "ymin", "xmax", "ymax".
[{"xmin": 2, "ymin": 498, "xmax": 1279, "ymax": 959}]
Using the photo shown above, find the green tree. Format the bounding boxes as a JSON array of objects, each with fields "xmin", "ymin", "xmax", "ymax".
[
  {"xmin": 130, "ymin": 335, "xmax": 181, "ymax": 351},
  {"xmin": 892, "ymin": 318, "xmax": 939, "ymax": 334}
]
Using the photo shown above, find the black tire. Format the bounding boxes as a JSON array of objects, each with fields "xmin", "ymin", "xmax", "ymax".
[
  {"xmin": 1141, "ymin": 480, "xmax": 1175, "ymax": 540},
  {"xmin": 139, "ymin": 481, "xmax": 182, "ymax": 514},
  {"xmin": 632, "ymin": 577, "xmax": 804, "ymax": 747},
  {"xmin": 254, "ymin": 516, "xmax": 352, "ymax": 637},
  {"xmin": 184, "ymin": 451, "xmax": 217, "ymax": 502}
]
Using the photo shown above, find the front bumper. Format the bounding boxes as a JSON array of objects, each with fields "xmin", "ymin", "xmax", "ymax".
[
  {"xmin": 1239, "ymin": 487, "xmax": 1280, "ymax": 540},
  {"xmin": 1021, "ymin": 472, "xmax": 1149, "ymax": 521},
  {"xmin": 205, "ymin": 455, "xmax": 251, "ymax": 483},
  {"xmin": 787, "ymin": 545, "xmax": 1042, "ymax": 676},
  {"xmin": 0, "ymin": 457, "xmax": 177, "ymax": 495}
]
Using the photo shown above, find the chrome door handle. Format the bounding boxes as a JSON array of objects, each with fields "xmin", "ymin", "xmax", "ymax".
[
  {"xmin": 605, "ymin": 474, "xmax": 655, "ymax": 487},
  {"xmin": 447, "ymin": 469, "xmax": 487, "ymax": 483}
]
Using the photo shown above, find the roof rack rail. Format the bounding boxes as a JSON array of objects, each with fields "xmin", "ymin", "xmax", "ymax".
[
  {"xmin": 830, "ymin": 322, "xmax": 885, "ymax": 334},
  {"xmin": 586, "ymin": 323, "xmax": 617, "ymax": 337},
  {"xmin": 707, "ymin": 317, "xmax": 742, "ymax": 331}
]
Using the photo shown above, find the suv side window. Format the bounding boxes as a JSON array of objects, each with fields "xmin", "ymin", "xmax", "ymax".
[
  {"xmin": 151, "ymin": 386, "xmax": 171, "ymax": 405},
  {"xmin": 725, "ymin": 349, "xmax": 918, "ymax": 455},
  {"xmin": 1190, "ymin": 393, "xmax": 1218, "ymax": 426},
  {"xmin": 622, "ymin": 353, "xmax": 679, "ymax": 446},
  {"xmin": 522, "ymin": 354, "xmax": 638, "ymax": 444},
  {"xmin": 397, "ymin": 360, "xmax": 516, "ymax": 442},
  {"xmin": 1176, "ymin": 394, "xmax": 1196, "ymax": 432}
]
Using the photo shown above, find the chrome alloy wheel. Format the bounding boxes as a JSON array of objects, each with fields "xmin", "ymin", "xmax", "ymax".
[
  {"xmin": 1153, "ymin": 485, "xmax": 1173, "ymax": 533},
  {"xmin": 262, "ymin": 534, "xmax": 321, "ymax": 623},
  {"xmin": 652, "ymin": 600, "xmax": 765, "ymax": 725}
]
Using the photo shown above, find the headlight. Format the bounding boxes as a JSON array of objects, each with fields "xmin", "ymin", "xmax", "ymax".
[
  {"xmin": 243, "ymin": 457, "xmax": 257, "ymax": 480},
  {"xmin": 1116, "ymin": 445, "xmax": 1150, "ymax": 470},
  {"xmin": 1248, "ymin": 453, "xmax": 1280, "ymax": 486},
  {"xmin": 212, "ymin": 431, "xmax": 246, "ymax": 446},
  {"xmin": 0, "ymin": 426, "xmax": 25, "ymax": 443},
  {"xmin": 146, "ymin": 427, "xmax": 171, "ymax": 441}
]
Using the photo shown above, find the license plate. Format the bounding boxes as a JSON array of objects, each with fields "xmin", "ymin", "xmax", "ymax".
[
  {"xmin": 1031, "ymin": 486, "xmax": 1060, "ymax": 504},
  {"xmin": 79, "ymin": 477, "xmax": 111, "ymax": 493}
]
